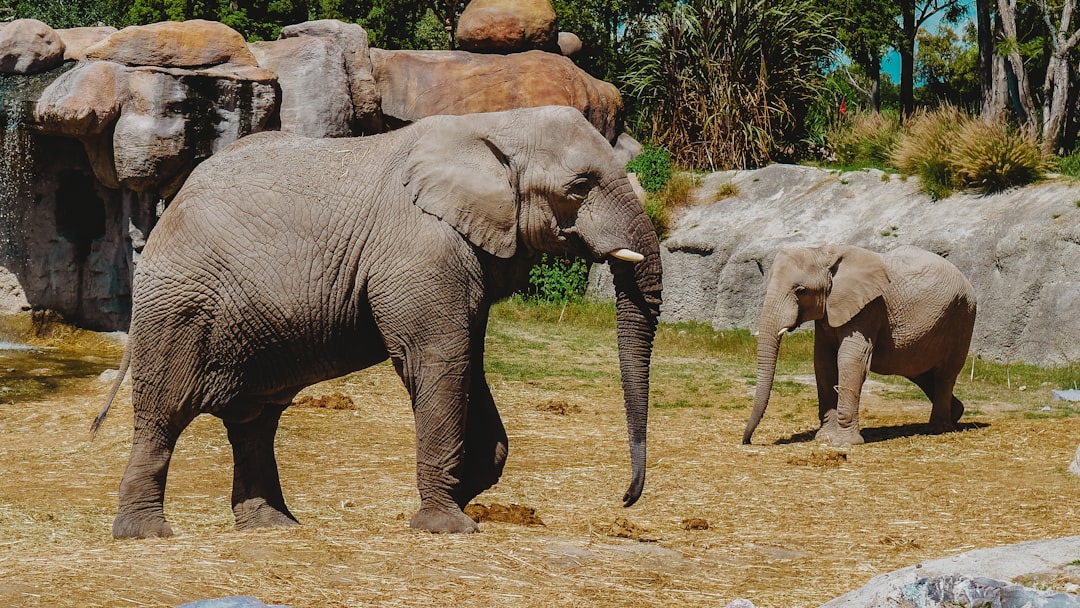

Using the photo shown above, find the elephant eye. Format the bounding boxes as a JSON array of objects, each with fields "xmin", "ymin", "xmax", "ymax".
[{"xmin": 567, "ymin": 176, "xmax": 595, "ymax": 201}]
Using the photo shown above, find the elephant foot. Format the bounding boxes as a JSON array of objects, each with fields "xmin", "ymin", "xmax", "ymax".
[
  {"xmin": 233, "ymin": 498, "xmax": 300, "ymax": 531},
  {"xmin": 816, "ymin": 424, "xmax": 864, "ymax": 446},
  {"xmin": 927, "ymin": 420, "xmax": 958, "ymax": 435},
  {"xmin": 410, "ymin": 504, "xmax": 479, "ymax": 534},
  {"xmin": 112, "ymin": 510, "xmax": 174, "ymax": 539}
]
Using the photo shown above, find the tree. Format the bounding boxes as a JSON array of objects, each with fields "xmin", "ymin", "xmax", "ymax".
[
  {"xmin": 896, "ymin": 0, "xmax": 966, "ymax": 118},
  {"xmin": 817, "ymin": 0, "xmax": 899, "ymax": 112},
  {"xmin": 915, "ymin": 22, "xmax": 980, "ymax": 109},
  {"xmin": 624, "ymin": 0, "xmax": 837, "ymax": 169},
  {"xmin": 552, "ymin": 0, "xmax": 671, "ymax": 82},
  {"xmin": 1035, "ymin": 0, "xmax": 1080, "ymax": 154}
]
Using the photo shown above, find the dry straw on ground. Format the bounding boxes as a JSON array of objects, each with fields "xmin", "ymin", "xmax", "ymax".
[{"xmin": 1, "ymin": 313, "xmax": 1078, "ymax": 607}]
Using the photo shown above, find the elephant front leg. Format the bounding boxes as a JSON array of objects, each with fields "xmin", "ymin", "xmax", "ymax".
[
  {"xmin": 454, "ymin": 371, "xmax": 508, "ymax": 509},
  {"xmin": 396, "ymin": 357, "xmax": 480, "ymax": 534},
  {"xmin": 222, "ymin": 404, "xmax": 299, "ymax": 531},
  {"xmin": 813, "ymin": 334, "xmax": 841, "ymax": 443},
  {"xmin": 829, "ymin": 332, "xmax": 873, "ymax": 446}
]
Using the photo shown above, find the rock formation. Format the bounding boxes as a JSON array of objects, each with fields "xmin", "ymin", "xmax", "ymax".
[{"xmin": 0, "ymin": 1, "xmax": 628, "ymax": 330}]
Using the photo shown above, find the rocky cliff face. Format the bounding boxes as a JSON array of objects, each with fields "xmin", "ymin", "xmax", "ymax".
[
  {"xmin": 0, "ymin": 6, "xmax": 626, "ymax": 330},
  {"xmin": 592, "ymin": 165, "xmax": 1080, "ymax": 367}
]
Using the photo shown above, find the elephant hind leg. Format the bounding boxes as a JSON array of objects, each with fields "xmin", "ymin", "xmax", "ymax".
[
  {"xmin": 113, "ymin": 407, "xmax": 197, "ymax": 539},
  {"xmin": 222, "ymin": 403, "xmax": 299, "ymax": 531},
  {"xmin": 910, "ymin": 371, "xmax": 962, "ymax": 433}
]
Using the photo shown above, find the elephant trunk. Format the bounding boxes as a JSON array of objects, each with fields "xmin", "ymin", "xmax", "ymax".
[
  {"xmin": 610, "ymin": 212, "xmax": 662, "ymax": 507},
  {"xmin": 743, "ymin": 294, "xmax": 795, "ymax": 444}
]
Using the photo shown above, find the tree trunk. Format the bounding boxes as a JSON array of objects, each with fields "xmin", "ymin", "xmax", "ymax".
[
  {"xmin": 977, "ymin": 0, "xmax": 996, "ymax": 115},
  {"xmin": 900, "ymin": 0, "xmax": 916, "ymax": 120},
  {"xmin": 996, "ymin": 0, "xmax": 1039, "ymax": 138},
  {"xmin": 869, "ymin": 51, "xmax": 882, "ymax": 113}
]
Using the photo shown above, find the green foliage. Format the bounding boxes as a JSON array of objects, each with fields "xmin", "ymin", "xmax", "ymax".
[
  {"xmin": 624, "ymin": 0, "xmax": 838, "ymax": 170},
  {"xmin": 914, "ymin": 22, "xmax": 980, "ymax": 110},
  {"xmin": 1052, "ymin": 149, "xmax": 1080, "ymax": 178},
  {"xmin": 8, "ymin": 0, "xmax": 128, "ymax": 27},
  {"xmin": 828, "ymin": 110, "xmax": 901, "ymax": 170},
  {"xmin": 551, "ymin": 0, "xmax": 671, "ymax": 83},
  {"xmin": 626, "ymin": 144, "xmax": 672, "ymax": 193},
  {"xmin": 525, "ymin": 255, "xmax": 591, "ymax": 304}
]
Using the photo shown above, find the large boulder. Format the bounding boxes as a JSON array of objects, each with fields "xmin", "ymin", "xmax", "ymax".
[
  {"xmin": 0, "ymin": 19, "xmax": 66, "ymax": 74},
  {"xmin": 819, "ymin": 536, "xmax": 1080, "ymax": 607},
  {"xmin": 370, "ymin": 49, "xmax": 623, "ymax": 141},
  {"xmin": 456, "ymin": 0, "xmax": 559, "ymax": 53},
  {"xmin": 84, "ymin": 19, "xmax": 258, "ymax": 68},
  {"xmin": 56, "ymin": 26, "xmax": 117, "ymax": 61},
  {"xmin": 249, "ymin": 36, "xmax": 353, "ymax": 138},
  {"xmin": 277, "ymin": 19, "xmax": 382, "ymax": 134}
]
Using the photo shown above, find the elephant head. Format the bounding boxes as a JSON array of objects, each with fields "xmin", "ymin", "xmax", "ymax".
[
  {"xmin": 742, "ymin": 245, "xmax": 888, "ymax": 444},
  {"xmin": 403, "ymin": 106, "xmax": 663, "ymax": 506}
]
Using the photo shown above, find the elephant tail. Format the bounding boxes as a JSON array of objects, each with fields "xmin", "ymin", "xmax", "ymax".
[{"xmin": 91, "ymin": 347, "xmax": 130, "ymax": 437}]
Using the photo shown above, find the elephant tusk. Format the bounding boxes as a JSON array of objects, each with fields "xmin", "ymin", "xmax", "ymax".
[
  {"xmin": 611, "ymin": 248, "xmax": 645, "ymax": 263},
  {"xmin": 777, "ymin": 327, "xmax": 789, "ymax": 338}
]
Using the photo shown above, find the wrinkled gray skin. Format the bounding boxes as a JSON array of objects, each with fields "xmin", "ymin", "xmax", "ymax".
[
  {"xmin": 743, "ymin": 244, "xmax": 975, "ymax": 446},
  {"xmin": 97, "ymin": 106, "xmax": 662, "ymax": 538}
]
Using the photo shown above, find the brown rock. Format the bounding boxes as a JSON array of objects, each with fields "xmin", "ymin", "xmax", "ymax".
[
  {"xmin": 370, "ymin": 49, "xmax": 623, "ymax": 142},
  {"xmin": 0, "ymin": 19, "xmax": 66, "ymax": 74},
  {"xmin": 557, "ymin": 31, "xmax": 582, "ymax": 57},
  {"xmin": 56, "ymin": 26, "xmax": 117, "ymax": 61},
  {"xmin": 112, "ymin": 64, "xmax": 277, "ymax": 196},
  {"xmin": 35, "ymin": 60, "xmax": 127, "ymax": 137},
  {"xmin": 456, "ymin": 0, "xmax": 558, "ymax": 53},
  {"xmin": 84, "ymin": 19, "xmax": 258, "ymax": 68}
]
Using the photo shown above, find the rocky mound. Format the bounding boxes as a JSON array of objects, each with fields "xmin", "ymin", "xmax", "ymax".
[{"xmin": 592, "ymin": 164, "xmax": 1080, "ymax": 367}]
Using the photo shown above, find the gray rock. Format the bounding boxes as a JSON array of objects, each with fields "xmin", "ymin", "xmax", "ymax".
[
  {"xmin": 1052, "ymin": 389, "xmax": 1080, "ymax": 402},
  {"xmin": 898, "ymin": 574, "xmax": 1080, "ymax": 608},
  {"xmin": 819, "ymin": 535, "xmax": 1080, "ymax": 607},
  {"xmin": 1070, "ymin": 443, "xmax": 1080, "ymax": 478},
  {"xmin": 177, "ymin": 597, "xmax": 289, "ymax": 608},
  {"xmin": 249, "ymin": 36, "xmax": 354, "ymax": 138}
]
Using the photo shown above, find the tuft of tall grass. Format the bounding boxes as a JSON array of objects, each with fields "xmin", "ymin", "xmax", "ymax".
[
  {"xmin": 891, "ymin": 106, "xmax": 964, "ymax": 200},
  {"xmin": 949, "ymin": 120, "xmax": 1046, "ymax": 195},
  {"xmin": 828, "ymin": 111, "xmax": 901, "ymax": 170}
]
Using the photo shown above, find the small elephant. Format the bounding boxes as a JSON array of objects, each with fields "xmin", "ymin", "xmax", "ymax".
[
  {"xmin": 95, "ymin": 106, "xmax": 663, "ymax": 538},
  {"xmin": 743, "ymin": 244, "xmax": 976, "ymax": 446}
]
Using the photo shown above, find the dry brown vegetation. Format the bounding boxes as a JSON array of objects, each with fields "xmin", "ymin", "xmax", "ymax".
[{"xmin": 1, "ymin": 304, "xmax": 1078, "ymax": 607}]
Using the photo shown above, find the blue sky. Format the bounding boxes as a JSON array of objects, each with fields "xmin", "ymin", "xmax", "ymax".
[{"xmin": 880, "ymin": 2, "xmax": 976, "ymax": 83}]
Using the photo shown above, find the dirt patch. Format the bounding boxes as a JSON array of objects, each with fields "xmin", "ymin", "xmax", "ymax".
[
  {"xmin": 292, "ymin": 392, "xmax": 357, "ymax": 409},
  {"xmin": 607, "ymin": 516, "xmax": 660, "ymax": 542},
  {"xmin": 681, "ymin": 517, "xmax": 710, "ymax": 530},
  {"xmin": 536, "ymin": 399, "xmax": 581, "ymax": 415},
  {"xmin": 787, "ymin": 450, "xmax": 848, "ymax": 467},
  {"xmin": 465, "ymin": 502, "xmax": 545, "ymax": 526}
]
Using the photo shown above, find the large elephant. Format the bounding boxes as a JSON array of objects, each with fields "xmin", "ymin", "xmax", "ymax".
[
  {"xmin": 743, "ymin": 244, "xmax": 975, "ymax": 446},
  {"xmin": 95, "ymin": 106, "xmax": 663, "ymax": 538}
]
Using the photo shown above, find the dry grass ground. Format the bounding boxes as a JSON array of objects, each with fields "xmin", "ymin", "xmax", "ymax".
[{"xmin": 1, "ymin": 302, "xmax": 1078, "ymax": 607}]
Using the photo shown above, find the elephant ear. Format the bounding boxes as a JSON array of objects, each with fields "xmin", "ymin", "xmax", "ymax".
[
  {"xmin": 403, "ymin": 118, "xmax": 518, "ymax": 258},
  {"xmin": 825, "ymin": 245, "xmax": 890, "ymax": 327}
]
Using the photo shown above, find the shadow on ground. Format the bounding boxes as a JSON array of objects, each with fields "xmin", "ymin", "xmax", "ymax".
[{"xmin": 776, "ymin": 422, "xmax": 990, "ymax": 445}]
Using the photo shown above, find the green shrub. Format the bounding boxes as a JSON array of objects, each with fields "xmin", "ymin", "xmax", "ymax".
[
  {"xmin": 627, "ymin": 144, "xmax": 672, "ymax": 193},
  {"xmin": 525, "ymin": 255, "xmax": 590, "ymax": 303},
  {"xmin": 828, "ymin": 111, "xmax": 901, "ymax": 170},
  {"xmin": 643, "ymin": 196, "xmax": 669, "ymax": 240},
  {"xmin": 891, "ymin": 106, "xmax": 964, "ymax": 200},
  {"xmin": 949, "ymin": 120, "xmax": 1045, "ymax": 194},
  {"xmin": 1052, "ymin": 149, "xmax": 1080, "ymax": 178}
]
